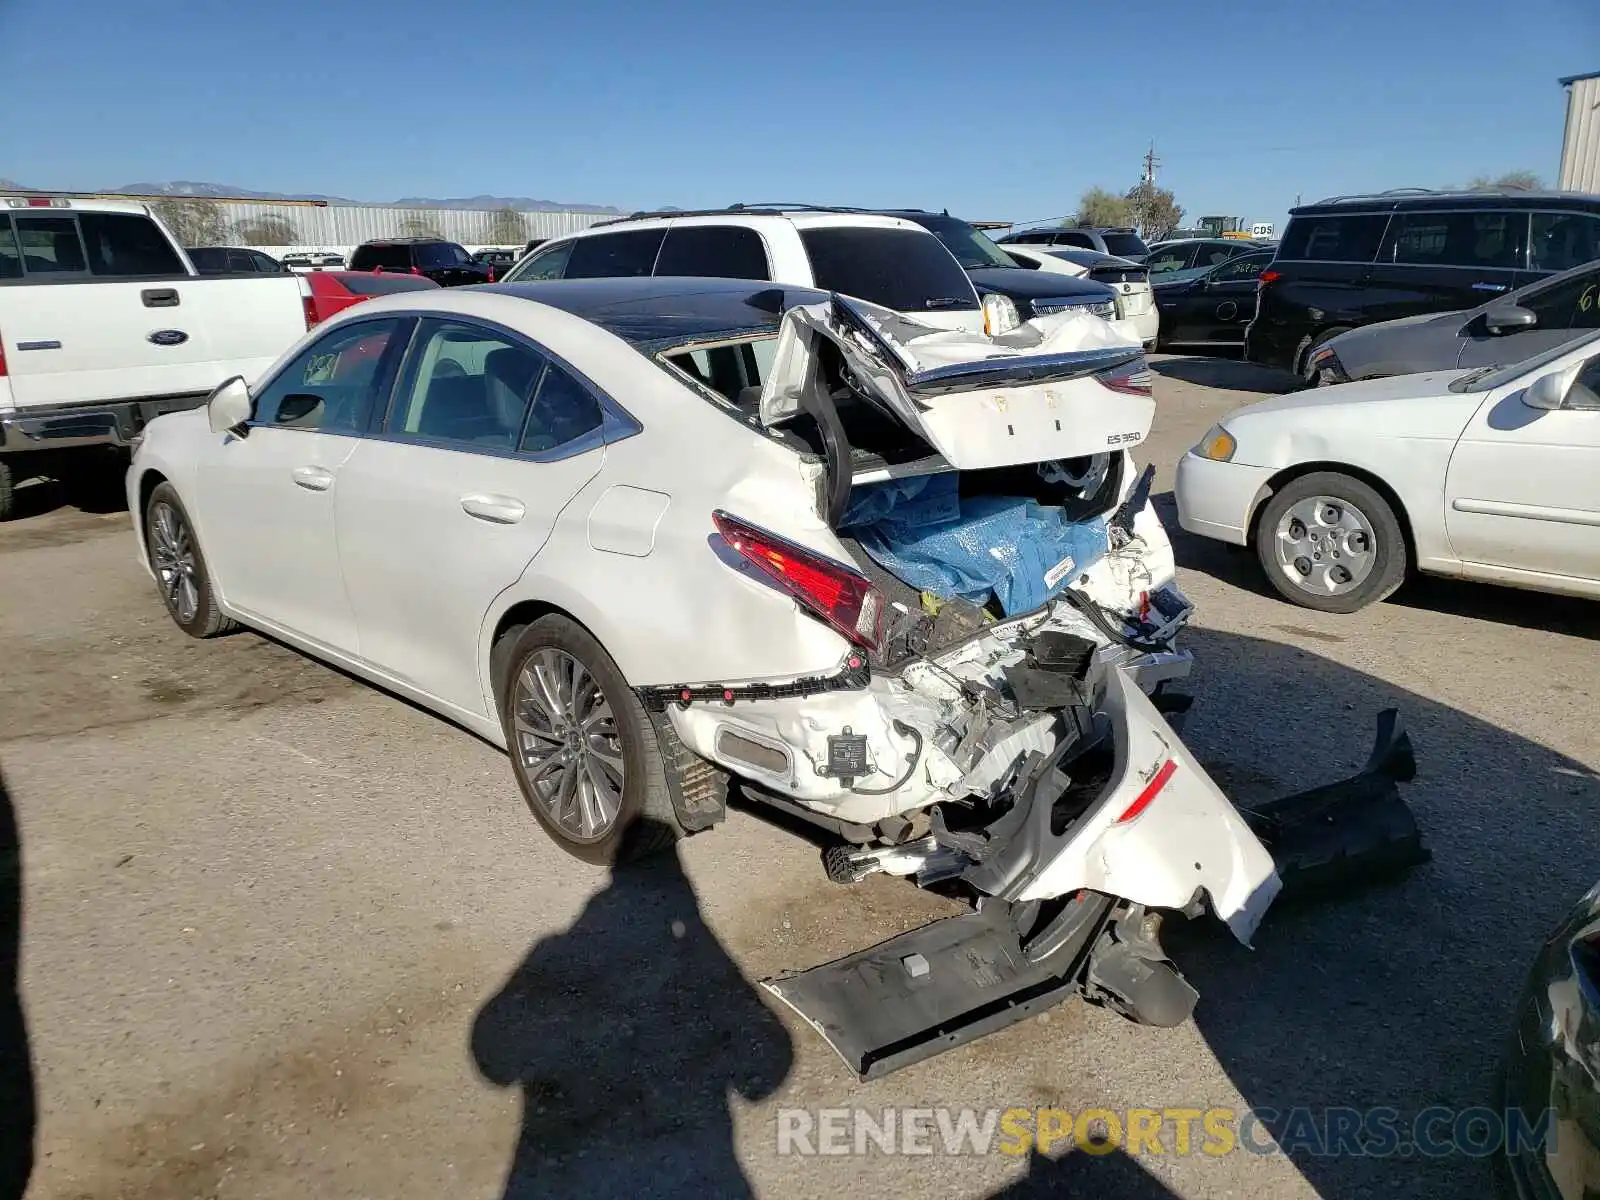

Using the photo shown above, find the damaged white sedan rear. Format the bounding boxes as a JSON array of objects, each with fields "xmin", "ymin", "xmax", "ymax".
[{"xmin": 126, "ymin": 276, "xmax": 1428, "ymax": 1079}]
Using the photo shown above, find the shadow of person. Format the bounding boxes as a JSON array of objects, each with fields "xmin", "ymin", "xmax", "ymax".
[
  {"xmin": 983, "ymin": 1147, "xmax": 1181, "ymax": 1199},
  {"xmin": 1159, "ymin": 626, "xmax": 1600, "ymax": 1198},
  {"xmin": 471, "ymin": 818, "xmax": 793, "ymax": 1199},
  {"xmin": 0, "ymin": 766, "xmax": 34, "ymax": 1200}
]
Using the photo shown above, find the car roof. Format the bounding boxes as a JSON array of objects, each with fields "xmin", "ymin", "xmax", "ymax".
[
  {"xmin": 586, "ymin": 206, "xmax": 931, "ymax": 234},
  {"xmin": 476, "ymin": 276, "xmax": 830, "ymax": 350},
  {"xmin": 1292, "ymin": 188, "xmax": 1600, "ymax": 216},
  {"xmin": 356, "ymin": 237, "xmax": 454, "ymax": 246}
]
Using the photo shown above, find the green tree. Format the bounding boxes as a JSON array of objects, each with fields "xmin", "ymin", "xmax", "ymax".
[
  {"xmin": 232, "ymin": 213, "xmax": 300, "ymax": 246},
  {"xmin": 399, "ymin": 215, "xmax": 443, "ymax": 238},
  {"xmin": 150, "ymin": 198, "xmax": 225, "ymax": 247},
  {"xmin": 1076, "ymin": 187, "xmax": 1133, "ymax": 228},
  {"xmin": 1124, "ymin": 182, "xmax": 1184, "ymax": 240},
  {"xmin": 486, "ymin": 207, "xmax": 526, "ymax": 244},
  {"xmin": 1469, "ymin": 171, "xmax": 1544, "ymax": 191}
]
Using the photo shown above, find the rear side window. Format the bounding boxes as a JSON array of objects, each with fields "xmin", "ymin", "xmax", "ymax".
[
  {"xmin": 0, "ymin": 221, "xmax": 19, "ymax": 279},
  {"xmin": 227, "ymin": 249, "xmax": 257, "ymax": 272},
  {"xmin": 79, "ymin": 213, "xmax": 185, "ymax": 276},
  {"xmin": 1530, "ymin": 212, "xmax": 1600, "ymax": 273},
  {"xmin": 1102, "ymin": 233, "xmax": 1150, "ymax": 258},
  {"xmin": 1378, "ymin": 210, "xmax": 1526, "ymax": 269},
  {"xmin": 1145, "ymin": 244, "xmax": 1195, "ymax": 272},
  {"xmin": 1211, "ymin": 254, "xmax": 1269, "ymax": 283},
  {"xmin": 1277, "ymin": 214, "xmax": 1389, "ymax": 262},
  {"xmin": 564, "ymin": 229, "xmax": 666, "ymax": 279},
  {"xmin": 14, "ymin": 216, "xmax": 88, "ymax": 275},
  {"xmin": 1054, "ymin": 230, "xmax": 1096, "ymax": 249},
  {"xmin": 521, "ymin": 360, "xmax": 605, "ymax": 453},
  {"xmin": 654, "ymin": 225, "xmax": 770, "ymax": 280},
  {"xmin": 513, "ymin": 241, "xmax": 572, "ymax": 281},
  {"xmin": 350, "ymin": 244, "xmax": 412, "ymax": 271},
  {"xmin": 187, "ymin": 247, "xmax": 228, "ymax": 273},
  {"xmin": 798, "ymin": 227, "xmax": 977, "ymax": 312}
]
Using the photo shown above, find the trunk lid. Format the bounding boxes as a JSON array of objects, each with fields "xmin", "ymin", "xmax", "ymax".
[{"xmin": 758, "ymin": 295, "xmax": 1152, "ymax": 472}]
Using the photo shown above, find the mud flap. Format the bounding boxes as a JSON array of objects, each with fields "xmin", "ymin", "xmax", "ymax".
[
  {"xmin": 1238, "ymin": 708, "xmax": 1430, "ymax": 902},
  {"xmin": 762, "ymin": 895, "xmax": 1112, "ymax": 1080}
]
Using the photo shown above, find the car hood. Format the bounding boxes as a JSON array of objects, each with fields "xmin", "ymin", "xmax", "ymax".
[{"xmin": 965, "ymin": 266, "xmax": 1113, "ymax": 301}]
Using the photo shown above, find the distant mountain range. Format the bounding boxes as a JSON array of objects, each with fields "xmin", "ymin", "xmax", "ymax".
[{"xmin": 1, "ymin": 178, "xmax": 621, "ymax": 214}]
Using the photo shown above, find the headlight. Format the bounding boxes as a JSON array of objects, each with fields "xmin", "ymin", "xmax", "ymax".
[
  {"xmin": 982, "ymin": 293, "xmax": 1020, "ymax": 336},
  {"xmin": 1194, "ymin": 425, "xmax": 1236, "ymax": 462}
]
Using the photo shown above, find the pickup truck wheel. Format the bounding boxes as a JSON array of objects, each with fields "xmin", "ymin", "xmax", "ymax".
[
  {"xmin": 496, "ymin": 616, "xmax": 684, "ymax": 866},
  {"xmin": 1253, "ymin": 472, "xmax": 1406, "ymax": 613},
  {"xmin": 0, "ymin": 459, "xmax": 12, "ymax": 522},
  {"xmin": 144, "ymin": 483, "xmax": 237, "ymax": 638}
]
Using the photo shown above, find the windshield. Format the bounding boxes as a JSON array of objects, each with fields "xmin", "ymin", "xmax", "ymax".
[
  {"xmin": 1449, "ymin": 327, "xmax": 1600, "ymax": 392},
  {"xmin": 912, "ymin": 215, "xmax": 1018, "ymax": 270}
]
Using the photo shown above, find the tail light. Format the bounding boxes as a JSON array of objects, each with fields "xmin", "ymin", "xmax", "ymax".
[
  {"xmin": 411, "ymin": 265, "xmax": 421, "ymax": 276},
  {"xmin": 711, "ymin": 511, "xmax": 884, "ymax": 651},
  {"xmin": 1115, "ymin": 759, "xmax": 1176, "ymax": 823},
  {"xmin": 488, "ymin": 266, "xmax": 496, "ymax": 282},
  {"xmin": 303, "ymin": 295, "xmax": 319, "ymax": 330},
  {"xmin": 1097, "ymin": 358, "xmax": 1153, "ymax": 396},
  {"xmin": 1258, "ymin": 269, "xmax": 1281, "ymax": 287}
]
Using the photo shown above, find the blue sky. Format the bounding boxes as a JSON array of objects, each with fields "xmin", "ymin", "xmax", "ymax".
[{"xmin": 3, "ymin": 0, "xmax": 1595, "ymax": 233}]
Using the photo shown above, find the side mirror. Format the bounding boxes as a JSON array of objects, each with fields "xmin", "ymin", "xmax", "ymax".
[
  {"xmin": 206, "ymin": 375, "xmax": 252, "ymax": 435},
  {"xmin": 1485, "ymin": 304, "xmax": 1537, "ymax": 336},
  {"xmin": 1523, "ymin": 366, "xmax": 1577, "ymax": 411}
]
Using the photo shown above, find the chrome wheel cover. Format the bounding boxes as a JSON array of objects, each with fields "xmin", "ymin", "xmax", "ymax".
[
  {"xmin": 149, "ymin": 501, "xmax": 200, "ymax": 623},
  {"xmin": 1272, "ymin": 495, "xmax": 1378, "ymax": 598},
  {"xmin": 512, "ymin": 649, "xmax": 625, "ymax": 841}
]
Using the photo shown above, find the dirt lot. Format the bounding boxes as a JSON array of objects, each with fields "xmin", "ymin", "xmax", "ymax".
[{"xmin": 2, "ymin": 357, "xmax": 1597, "ymax": 1199}]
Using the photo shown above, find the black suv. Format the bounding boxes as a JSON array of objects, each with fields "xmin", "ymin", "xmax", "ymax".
[
  {"xmin": 348, "ymin": 238, "xmax": 494, "ymax": 286},
  {"xmin": 881, "ymin": 210, "xmax": 1121, "ymax": 328},
  {"xmin": 1245, "ymin": 188, "xmax": 1600, "ymax": 378},
  {"xmin": 997, "ymin": 225, "xmax": 1151, "ymax": 261}
]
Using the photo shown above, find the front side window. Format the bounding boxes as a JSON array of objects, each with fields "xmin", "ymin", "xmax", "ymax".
[
  {"xmin": 14, "ymin": 216, "xmax": 88, "ymax": 275},
  {"xmin": 1530, "ymin": 212, "xmax": 1600, "ymax": 273},
  {"xmin": 79, "ymin": 213, "xmax": 185, "ymax": 276},
  {"xmin": 252, "ymin": 318, "xmax": 408, "ymax": 432},
  {"xmin": 653, "ymin": 225, "xmax": 770, "ymax": 280},
  {"xmin": 798, "ymin": 227, "xmax": 977, "ymax": 312},
  {"xmin": 1379, "ymin": 211, "xmax": 1526, "ymax": 269},
  {"xmin": 564, "ymin": 229, "xmax": 666, "ymax": 279},
  {"xmin": 389, "ymin": 320, "xmax": 545, "ymax": 451},
  {"xmin": 1278, "ymin": 214, "xmax": 1389, "ymax": 262}
]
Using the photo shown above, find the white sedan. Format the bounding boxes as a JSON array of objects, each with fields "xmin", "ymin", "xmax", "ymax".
[
  {"xmin": 1175, "ymin": 328, "xmax": 1600, "ymax": 612},
  {"xmin": 127, "ymin": 277, "xmax": 1289, "ymax": 1058},
  {"xmin": 1002, "ymin": 244, "xmax": 1160, "ymax": 349}
]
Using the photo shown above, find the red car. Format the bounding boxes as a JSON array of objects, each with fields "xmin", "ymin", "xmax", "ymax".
[{"xmin": 303, "ymin": 270, "xmax": 442, "ymax": 327}]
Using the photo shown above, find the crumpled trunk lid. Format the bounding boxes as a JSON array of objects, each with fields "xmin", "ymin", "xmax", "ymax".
[{"xmin": 759, "ymin": 294, "xmax": 1153, "ymax": 471}]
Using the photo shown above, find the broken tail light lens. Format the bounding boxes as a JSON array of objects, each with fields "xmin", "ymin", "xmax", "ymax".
[
  {"xmin": 711, "ymin": 511, "xmax": 884, "ymax": 651},
  {"xmin": 1257, "ymin": 269, "xmax": 1280, "ymax": 287},
  {"xmin": 1097, "ymin": 359, "xmax": 1153, "ymax": 396}
]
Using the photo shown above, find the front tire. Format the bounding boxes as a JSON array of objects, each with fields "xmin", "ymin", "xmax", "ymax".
[
  {"xmin": 144, "ymin": 482, "xmax": 237, "ymax": 638},
  {"xmin": 1253, "ymin": 472, "xmax": 1406, "ymax": 613},
  {"xmin": 495, "ymin": 616, "xmax": 684, "ymax": 866}
]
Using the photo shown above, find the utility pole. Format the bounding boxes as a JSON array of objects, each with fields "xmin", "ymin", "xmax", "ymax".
[{"xmin": 1134, "ymin": 141, "xmax": 1161, "ymax": 235}]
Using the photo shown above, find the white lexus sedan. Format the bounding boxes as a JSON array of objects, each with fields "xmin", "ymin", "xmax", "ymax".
[
  {"xmin": 126, "ymin": 277, "xmax": 1299, "ymax": 1048},
  {"xmin": 1175, "ymin": 328, "xmax": 1600, "ymax": 612}
]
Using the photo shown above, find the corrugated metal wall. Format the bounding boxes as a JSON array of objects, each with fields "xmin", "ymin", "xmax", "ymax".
[
  {"xmin": 1560, "ymin": 73, "xmax": 1600, "ymax": 192},
  {"xmin": 141, "ymin": 197, "xmax": 614, "ymax": 249}
]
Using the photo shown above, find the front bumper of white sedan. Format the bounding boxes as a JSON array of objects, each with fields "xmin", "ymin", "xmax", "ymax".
[{"xmin": 1174, "ymin": 450, "xmax": 1277, "ymax": 546}]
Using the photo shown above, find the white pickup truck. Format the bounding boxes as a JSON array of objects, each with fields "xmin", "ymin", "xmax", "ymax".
[{"xmin": 0, "ymin": 195, "xmax": 314, "ymax": 519}]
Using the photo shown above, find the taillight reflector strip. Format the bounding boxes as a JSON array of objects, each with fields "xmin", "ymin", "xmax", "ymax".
[{"xmin": 1116, "ymin": 759, "xmax": 1176, "ymax": 823}]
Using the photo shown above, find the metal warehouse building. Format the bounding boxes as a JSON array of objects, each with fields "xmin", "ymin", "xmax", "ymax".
[{"xmin": 1560, "ymin": 70, "xmax": 1600, "ymax": 192}]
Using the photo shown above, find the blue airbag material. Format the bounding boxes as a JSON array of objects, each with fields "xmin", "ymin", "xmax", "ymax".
[{"xmin": 840, "ymin": 474, "xmax": 1109, "ymax": 616}]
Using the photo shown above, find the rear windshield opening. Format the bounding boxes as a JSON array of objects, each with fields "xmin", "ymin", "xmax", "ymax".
[{"xmin": 1101, "ymin": 233, "xmax": 1150, "ymax": 259}]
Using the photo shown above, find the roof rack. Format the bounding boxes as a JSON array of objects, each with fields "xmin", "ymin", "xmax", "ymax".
[
  {"xmin": 592, "ymin": 202, "xmax": 965, "ymax": 227},
  {"xmin": 1307, "ymin": 186, "xmax": 1567, "ymax": 206}
]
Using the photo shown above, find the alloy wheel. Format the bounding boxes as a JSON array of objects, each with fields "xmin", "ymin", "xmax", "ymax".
[
  {"xmin": 149, "ymin": 501, "xmax": 200, "ymax": 623},
  {"xmin": 511, "ymin": 648, "xmax": 625, "ymax": 841}
]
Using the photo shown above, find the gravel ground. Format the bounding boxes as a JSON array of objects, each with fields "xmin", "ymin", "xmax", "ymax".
[{"xmin": 1, "ymin": 355, "xmax": 1596, "ymax": 1199}]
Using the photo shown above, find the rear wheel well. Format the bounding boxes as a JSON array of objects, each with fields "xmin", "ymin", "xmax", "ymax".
[
  {"xmin": 489, "ymin": 599, "xmax": 591, "ymax": 707},
  {"xmin": 1247, "ymin": 461, "xmax": 1416, "ymax": 562}
]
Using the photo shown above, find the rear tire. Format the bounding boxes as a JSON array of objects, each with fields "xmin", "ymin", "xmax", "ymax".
[
  {"xmin": 495, "ymin": 616, "xmax": 685, "ymax": 866},
  {"xmin": 1253, "ymin": 472, "xmax": 1406, "ymax": 613},
  {"xmin": 144, "ymin": 482, "xmax": 237, "ymax": 638},
  {"xmin": 0, "ymin": 459, "xmax": 12, "ymax": 523}
]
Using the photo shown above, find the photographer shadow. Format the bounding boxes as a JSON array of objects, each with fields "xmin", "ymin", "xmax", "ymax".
[
  {"xmin": 0, "ymin": 765, "xmax": 34, "ymax": 1200},
  {"xmin": 471, "ymin": 819, "xmax": 793, "ymax": 1199}
]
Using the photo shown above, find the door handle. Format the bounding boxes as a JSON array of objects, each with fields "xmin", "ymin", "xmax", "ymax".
[
  {"xmin": 291, "ymin": 466, "xmax": 335, "ymax": 492},
  {"xmin": 460, "ymin": 494, "xmax": 525, "ymax": 524},
  {"xmin": 141, "ymin": 288, "xmax": 180, "ymax": 308}
]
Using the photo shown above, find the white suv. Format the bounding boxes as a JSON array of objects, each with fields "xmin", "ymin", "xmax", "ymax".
[{"xmin": 499, "ymin": 205, "xmax": 990, "ymax": 332}]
